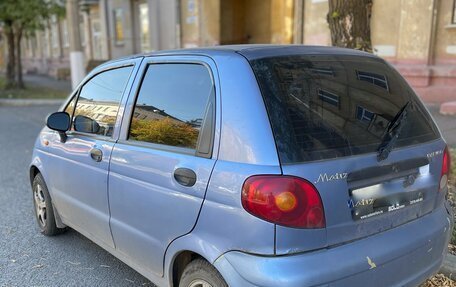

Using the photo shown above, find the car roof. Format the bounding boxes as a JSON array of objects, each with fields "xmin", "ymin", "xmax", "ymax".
[{"xmin": 105, "ymin": 44, "xmax": 378, "ymax": 65}]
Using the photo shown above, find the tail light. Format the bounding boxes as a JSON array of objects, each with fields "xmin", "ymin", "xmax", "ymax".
[
  {"xmin": 241, "ymin": 175, "xmax": 325, "ymax": 228},
  {"xmin": 440, "ymin": 147, "xmax": 451, "ymax": 191}
]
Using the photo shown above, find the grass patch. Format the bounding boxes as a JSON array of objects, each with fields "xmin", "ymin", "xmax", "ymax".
[{"xmin": 0, "ymin": 76, "xmax": 67, "ymax": 99}]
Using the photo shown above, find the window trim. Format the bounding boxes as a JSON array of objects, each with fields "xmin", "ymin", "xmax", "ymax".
[
  {"xmin": 125, "ymin": 61, "xmax": 217, "ymax": 159},
  {"xmin": 356, "ymin": 70, "xmax": 389, "ymax": 91},
  {"xmin": 318, "ymin": 88, "xmax": 340, "ymax": 108},
  {"xmin": 68, "ymin": 63, "xmax": 136, "ymax": 139}
]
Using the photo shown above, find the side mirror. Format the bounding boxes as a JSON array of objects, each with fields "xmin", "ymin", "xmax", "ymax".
[
  {"xmin": 46, "ymin": 112, "xmax": 70, "ymax": 142},
  {"xmin": 74, "ymin": 115, "xmax": 100, "ymax": 134}
]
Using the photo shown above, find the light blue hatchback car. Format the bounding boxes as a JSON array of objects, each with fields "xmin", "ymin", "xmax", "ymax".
[{"xmin": 30, "ymin": 45, "xmax": 453, "ymax": 287}]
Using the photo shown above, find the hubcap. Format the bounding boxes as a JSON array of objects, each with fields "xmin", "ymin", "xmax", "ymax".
[
  {"xmin": 189, "ymin": 280, "xmax": 212, "ymax": 287},
  {"xmin": 34, "ymin": 184, "xmax": 47, "ymax": 227}
]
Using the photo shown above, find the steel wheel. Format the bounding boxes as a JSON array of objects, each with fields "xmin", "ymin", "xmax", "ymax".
[
  {"xmin": 189, "ymin": 280, "xmax": 213, "ymax": 287},
  {"xmin": 34, "ymin": 184, "xmax": 47, "ymax": 228}
]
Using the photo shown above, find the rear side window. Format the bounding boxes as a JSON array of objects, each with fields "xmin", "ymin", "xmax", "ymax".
[
  {"xmin": 250, "ymin": 55, "xmax": 439, "ymax": 163},
  {"xmin": 128, "ymin": 63, "xmax": 214, "ymax": 150},
  {"xmin": 72, "ymin": 66, "xmax": 133, "ymax": 137}
]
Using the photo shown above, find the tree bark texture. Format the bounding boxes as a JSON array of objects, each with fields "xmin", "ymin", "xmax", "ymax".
[
  {"xmin": 15, "ymin": 27, "xmax": 24, "ymax": 89},
  {"xmin": 327, "ymin": 0, "xmax": 373, "ymax": 52},
  {"xmin": 5, "ymin": 21, "xmax": 16, "ymax": 88}
]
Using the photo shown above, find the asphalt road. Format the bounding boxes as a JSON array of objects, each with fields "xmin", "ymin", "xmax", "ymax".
[{"xmin": 0, "ymin": 105, "xmax": 153, "ymax": 287}]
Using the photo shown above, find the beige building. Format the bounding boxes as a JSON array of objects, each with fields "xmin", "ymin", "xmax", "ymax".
[{"xmin": 8, "ymin": 0, "xmax": 456, "ymax": 103}]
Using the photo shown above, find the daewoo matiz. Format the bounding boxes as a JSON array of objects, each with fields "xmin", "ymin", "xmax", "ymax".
[{"xmin": 30, "ymin": 45, "xmax": 453, "ymax": 287}]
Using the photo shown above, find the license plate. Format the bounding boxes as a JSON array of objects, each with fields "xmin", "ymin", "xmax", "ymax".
[{"xmin": 349, "ymin": 187, "xmax": 424, "ymax": 221}]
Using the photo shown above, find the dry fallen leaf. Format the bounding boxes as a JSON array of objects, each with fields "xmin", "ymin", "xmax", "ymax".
[{"xmin": 422, "ymin": 273, "xmax": 456, "ymax": 287}]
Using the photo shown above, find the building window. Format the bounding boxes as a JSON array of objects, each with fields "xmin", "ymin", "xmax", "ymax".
[
  {"xmin": 62, "ymin": 20, "xmax": 69, "ymax": 47},
  {"xmin": 113, "ymin": 8, "xmax": 124, "ymax": 45},
  {"xmin": 51, "ymin": 17, "xmax": 59, "ymax": 49},
  {"xmin": 356, "ymin": 70, "xmax": 389, "ymax": 91},
  {"xmin": 356, "ymin": 106, "xmax": 374, "ymax": 124},
  {"xmin": 318, "ymin": 89, "xmax": 340, "ymax": 108},
  {"xmin": 309, "ymin": 67, "xmax": 334, "ymax": 77},
  {"xmin": 79, "ymin": 13, "xmax": 86, "ymax": 47},
  {"xmin": 139, "ymin": 2, "xmax": 151, "ymax": 52}
]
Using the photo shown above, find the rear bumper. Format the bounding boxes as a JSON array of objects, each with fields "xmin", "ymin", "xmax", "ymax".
[{"xmin": 214, "ymin": 203, "xmax": 453, "ymax": 287}]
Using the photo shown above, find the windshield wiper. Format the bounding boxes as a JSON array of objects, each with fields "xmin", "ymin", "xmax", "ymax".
[{"xmin": 377, "ymin": 101, "xmax": 411, "ymax": 161}]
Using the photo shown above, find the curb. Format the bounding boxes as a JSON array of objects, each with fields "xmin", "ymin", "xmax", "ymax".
[
  {"xmin": 0, "ymin": 99, "xmax": 64, "ymax": 107},
  {"xmin": 440, "ymin": 101, "xmax": 456, "ymax": 116},
  {"xmin": 440, "ymin": 253, "xmax": 456, "ymax": 279}
]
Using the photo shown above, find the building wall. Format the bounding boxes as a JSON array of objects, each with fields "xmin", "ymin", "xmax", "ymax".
[
  {"xmin": 371, "ymin": 0, "xmax": 401, "ymax": 60},
  {"xmin": 15, "ymin": 0, "xmax": 456, "ymax": 104},
  {"xmin": 108, "ymin": 0, "xmax": 136, "ymax": 58},
  {"xmin": 300, "ymin": 0, "xmax": 456, "ymax": 104},
  {"xmin": 270, "ymin": 0, "xmax": 294, "ymax": 44},
  {"xmin": 434, "ymin": 0, "xmax": 456, "ymax": 65},
  {"xmin": 303, "ymin": 0, "xmax": 330, "ymax": 45},
  {"xmin": 245, "ymin": 0, "xmax": 271, "ymax": 44},
  {"xmin": 18, "ymin": 0, "xmax": 179, "ymax": 79}
]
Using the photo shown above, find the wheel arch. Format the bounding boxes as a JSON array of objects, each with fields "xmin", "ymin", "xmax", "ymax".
[
  {"xmin": 29, "ymin": 164, "xmax": 66, "ymax": 229},
  {"xmin": 165, "ymin": 234, "xmax": 225, "ymax": 287},
  {"xmin": 29, "ymin": 165, "xmax": 41, "ymax": 186}
]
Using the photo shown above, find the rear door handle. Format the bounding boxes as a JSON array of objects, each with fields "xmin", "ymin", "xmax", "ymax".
[
  {"xmin": 90, "ymin": 148, "xmax": 103, "ymax": 162},
  {"xmin": 174, "ymin": 168, "xmax": 197, "ymax": 187}
]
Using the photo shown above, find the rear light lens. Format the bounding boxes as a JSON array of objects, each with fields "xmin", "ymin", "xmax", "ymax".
[
  {"xmin": 241, "ymin": 175, "xmax": 325, "ymax": 228},
  {"xmin": 440, "ymin": 147, "xmax": 451, "ymax": 191}
]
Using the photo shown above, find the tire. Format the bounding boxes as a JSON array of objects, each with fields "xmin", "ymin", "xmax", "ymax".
[
  {"xmin": 32, "ymin": 173, "xmax": 65, "ymax": 236},
  {"xmin": 179, "ymin": 258, "xmax": 228, "ymax": 287}
]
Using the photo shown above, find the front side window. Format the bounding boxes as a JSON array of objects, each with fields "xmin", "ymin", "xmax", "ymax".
[
  {"xmin": 64, "ymin": 94, "xmax": 77, "ymax": 116},
  {"xmin": 72, "ymin": 66, "xmax": 133, "ymax": 137},
  {"xmin": 129, "ymin": 63, "xmax": 213, "ymax": 150}
]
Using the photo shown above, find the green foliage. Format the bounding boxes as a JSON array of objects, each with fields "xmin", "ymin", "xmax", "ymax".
[
  {"xmin": 0, "ymin": 0, "xmax": 64, "ymax": 33},
  {"xmin": 130, "ymin": 118, "xmax": 199, "ymax": 148},
  {"xmin": 331, "ymin": 11, "xmax": 340, "ymax": 19}
]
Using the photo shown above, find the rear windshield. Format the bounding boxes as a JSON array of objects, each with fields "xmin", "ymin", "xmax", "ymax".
[{"xmin": 249, "ymin": 55, "xmax": 439, "ymax": 163}]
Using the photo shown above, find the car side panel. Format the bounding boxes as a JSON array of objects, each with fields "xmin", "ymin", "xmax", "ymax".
[{"xmin": 108, "ymin": 55, "xmax": 220, "ymax": 278}]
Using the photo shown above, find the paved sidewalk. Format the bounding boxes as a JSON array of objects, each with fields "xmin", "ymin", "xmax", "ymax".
[
  {"xmin": 426, "ymin": 104, "xmax": 456, "ymax": 148},
  {"xmin": 0, "ymin": 98, "xmax": 64, "ymax": 107},
  {"xmin": 23, "ymin": 74, "xmax": 71, "ymax": 93}
]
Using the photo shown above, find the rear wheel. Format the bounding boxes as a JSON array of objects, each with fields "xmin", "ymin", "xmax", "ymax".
[
  {"xmin": 179, "ymin": 258, "xmax": 227, "ymax": 287},
  {"xmin": 32, "ymin": 173, "xmax": 65, "ymax": 236}
]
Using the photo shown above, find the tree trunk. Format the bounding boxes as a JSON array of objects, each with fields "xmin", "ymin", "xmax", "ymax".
[
  {"xmin": 15, "ymin": 27, "xmax": 25, "ymax": 89},
  {"xmin": 5, "ymin": 21, "xmax": 16, "ymax": 89},
  {"xmin": 327, "ymin": 0, "xmax": 373, "ymax": 52}
]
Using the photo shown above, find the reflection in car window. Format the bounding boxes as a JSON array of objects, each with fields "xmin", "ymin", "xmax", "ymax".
[
  {"xmin": 129, "ymin": 63, "xmax": 213, "ymax": 149},
  {"xmin": 72, "ymin": 66, "xmax": 133, "ymax": 137},
  {"xmin": 250, "ymin": 55, "xmax": 438, "ymax": 163},
  {"xmin": 356, "ymin": 70, "xmax": 389, "ymax": 90},
  {"xmin": 64, "ymin": 94, "xmax": 77, "ymax": 117}
]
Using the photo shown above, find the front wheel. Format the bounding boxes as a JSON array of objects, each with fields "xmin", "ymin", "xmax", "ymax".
[
  {"xmin": 179, "ymin": 259, "xmax": 228, "ymax": 287},
  {"xmin": 32, "ymin": 173, "xmax": 65, "ymax": 236}
]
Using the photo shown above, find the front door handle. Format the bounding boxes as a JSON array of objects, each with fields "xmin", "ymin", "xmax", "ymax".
[
  {"xmin": 90, "ymin": 148, "xmax": 103, "ymax": 162},
  {"xmin": 174, "ymin": 168, "xmax": 197, "ymax": 187}
]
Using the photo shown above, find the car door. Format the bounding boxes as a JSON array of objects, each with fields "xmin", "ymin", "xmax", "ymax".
[
  {"xmin": 108, "ymin": 56, "xmax": 220, "ymax": 277},
  {"xmin": 44, "ymin": 60, "xmax": 141, "ymax": 248}
]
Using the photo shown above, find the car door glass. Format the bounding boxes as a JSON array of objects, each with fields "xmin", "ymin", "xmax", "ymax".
[
  {"xmin": 64, "ymin": 94, "xmax": 77, "ymax": 117},
  {"xmin": 129, "ymin": 63, "xmax": 214, "ymax": 150},
  {"xmin": 72, "ymin": 66, "xmax": 133, "ymax": 137}
]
